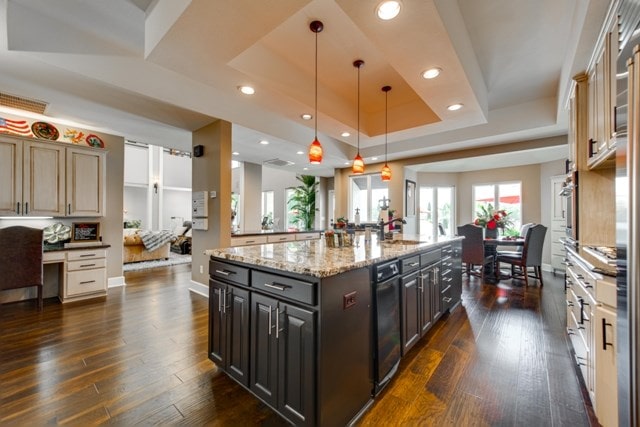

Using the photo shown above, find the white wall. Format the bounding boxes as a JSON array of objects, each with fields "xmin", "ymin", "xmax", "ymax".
[{"xmin": 262, "ymin": 166, "xmax": 301, "ymax": 231}]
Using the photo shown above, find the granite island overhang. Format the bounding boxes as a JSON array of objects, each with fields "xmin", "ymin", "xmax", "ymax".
[{"xmin": 205, "ymin": 234, "xmax": 463, "ymax": 426}]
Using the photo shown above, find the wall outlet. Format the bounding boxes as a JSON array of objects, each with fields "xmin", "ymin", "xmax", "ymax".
[{"xmin": 200, "ymin": 265, "xmax": 204, "ymax": 274}]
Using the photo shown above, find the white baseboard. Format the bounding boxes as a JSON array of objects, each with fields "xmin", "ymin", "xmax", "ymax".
[
  {"xmin": 189, "ymin": 280, "xmax": 208, "ymax": 298},
  {"xmin": 108, "ymin": 276, "xmax": 126, "ymax": 288}
]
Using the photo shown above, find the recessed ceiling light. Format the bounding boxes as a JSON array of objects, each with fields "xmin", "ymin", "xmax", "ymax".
[
  {"xmin": 371, "ymin": 157, "xmax": 378, "ymax": 161},
  {"xmin": 238, "ymin": 85, "xmax": 255, "ymax": 95},
  {"xmin": 422, "ymin": 67, "xmax": 441, "ymax": 79},
  {"xmin": 232, "ymin": 151, "xmax": 240, "ymax": 156},
  {"xmin": 296, "ymin": 151, "xmax": 304, "ymax": 155},
  {"xmin": 303, "ymin": 167, "xmax": 309, "ymax": 170},
  {"xmin": 341, "ymin": 132, "xmax": 351, "ymax": 137},
  {"xmin": 259, "ymin": 139, "xmax": 269, "ymax": 145},
  {"xmin": 377, "ymin": 1, "xmax": 401, "ymax": 20},
  {"xmin": 344, "ymin": 161, "xmax": 351, "ymax": 165},
  {"xmin": 447, "ymin": 103, "xmax": 463, "ymax": 111},
  {"xmin": 301, "ymin": 113, "xmax": 312, "ymax": 120}
]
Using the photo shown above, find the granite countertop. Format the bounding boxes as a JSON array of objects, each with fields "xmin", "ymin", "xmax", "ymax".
[
  {"xmin": 231, "ymin": 229, "xmax": 323, "ymax": 237},
  {"xmin": 206, "ymin": 234, "xmax": 463, "ymax": 278}
]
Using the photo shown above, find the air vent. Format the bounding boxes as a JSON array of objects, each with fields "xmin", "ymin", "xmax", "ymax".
[
  {"xmin": 0, "ymin": 92, "xmax": 48, "ymax": 115},
  {"xmin": 263, "ymin": 158, "xmax": 294, "ymax": 167}
]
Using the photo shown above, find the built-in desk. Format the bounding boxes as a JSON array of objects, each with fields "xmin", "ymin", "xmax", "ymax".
[{"xmin": 43, "ymin": 245, "xmax": 110, "ymax": 303}]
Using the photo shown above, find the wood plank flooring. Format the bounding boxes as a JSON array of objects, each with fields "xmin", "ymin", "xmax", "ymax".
[{"xmin": 0, "ymin": 264, "xmax": 597, "ymax": 426}]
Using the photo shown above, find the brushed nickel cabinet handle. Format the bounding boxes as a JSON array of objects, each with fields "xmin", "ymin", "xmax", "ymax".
[
  {"xmin": 264, "ymin": 283, "xmax": 287, "ymax": 291},
  {"xmin": 79, "ymin": 280, "xmax": 96, "ymax": 285}
]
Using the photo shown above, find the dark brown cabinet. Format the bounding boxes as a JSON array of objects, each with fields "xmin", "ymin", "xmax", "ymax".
[
  {"xmin": 209, "ymin": 279, "xmax": 250, "ymax": 387},
  {"xmin": 250, "ymin": 292, "xmax": 316, "ymax": 425},
  {"xmin": 440, "ymin": 242, "xmax": 462, "ymax": 312},
  {"xmin": 401, "ymin": 271, "xmax": 420, "ymax": 355}
]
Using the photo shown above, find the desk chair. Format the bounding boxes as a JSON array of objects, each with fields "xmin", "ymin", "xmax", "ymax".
[
  {"xmin": 496, "ymin": 224, "xmax": 547, "ymax": 286},
  {"xmin": 0, "ymin": 226, "xmax": 44, "ymax": 310},
  {"xmin": 457, "ymin": 224, "xmax": 493, "ymax": 278}
]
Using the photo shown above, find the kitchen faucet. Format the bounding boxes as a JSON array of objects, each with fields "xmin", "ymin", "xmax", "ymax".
[{"xmin": 377, "ymin": 217, "xmax": 407, "ymax": 241}]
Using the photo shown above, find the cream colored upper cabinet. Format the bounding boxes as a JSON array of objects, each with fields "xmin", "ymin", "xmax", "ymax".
[
  {"xmin": 0, "ymin": 136, "xmax": 22, "ymax": 215},
  {"xmin": 22, "ymin": 140, "xmax": 66, "ymax": 216},
  {"xmin": 0, "ymin": 135, "xmax": 105, "ymax": 217},
  {"xmin": 66, "ymin": 146, "xmax": 105, "ymax": 217}
]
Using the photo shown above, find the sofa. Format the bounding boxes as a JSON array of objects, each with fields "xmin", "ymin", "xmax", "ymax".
[{"xmin": 123, "ymin": 229, "xmax": 171, "ymax": 264}]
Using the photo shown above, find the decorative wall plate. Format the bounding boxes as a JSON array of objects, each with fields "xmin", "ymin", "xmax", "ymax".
[
  {"xmin": 85, "ymin": 134, "xmax": 104, "ymax": 148},
  {"xmin": 43, "ymin": 223, "xmax": 71, "ymax": 244},
  {"xmin": 31, "ymin": 121, "xmax": 59, "ymax": 140}
]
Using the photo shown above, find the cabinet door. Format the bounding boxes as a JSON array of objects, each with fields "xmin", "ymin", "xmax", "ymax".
[
  {"xmin": 23, "ymin": 140, "xmax": 65, "ymax": 216},
  {"xmin": 250, "ymin": 292, "xmax": 279, "ymax": 407},
  {"xmin": 226, "ymin": 285, "xmax": 250, "ymax": 387},
  {"xmin": 419, "ymin": 267, "xmax": 433, "ymax": 335},
  {"xmin": 277, "ymin": 302, "xmax": 316, "ymax": 425},
  {"xmin": 430, "ymin": 265, "xmax": 442, "ymax": 321},
  {"xmin": 209, "ymin": 279, "xmax": 227, "ymax": 366},
  {"xmin": 401, "ymin": 271, "xmax": 420, "ymax": 355},
  {"xmin": 595, "ymin": 305, "xmax": 618, "ymax": 427},
  {"xmin": 0, "ymin": 137, "xmax": 22, "ymax": 215},
  {"xmin": 66, "ymin": 147, "xmax": 105, "ymax": 216}
]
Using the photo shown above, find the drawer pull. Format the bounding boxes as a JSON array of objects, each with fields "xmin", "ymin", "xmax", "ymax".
[
  {"xmin": 80, "ymin": 280, "xmax": 96, "ymax": 285},
  {"xmin": 79, "ymin": 254, "xmax": 95, "ymax": 258},
  {"xmin": 245, "ymin": 240, "xmax": 255, "ymax": 244},
  {"xmin": 443, "ymin": 297, "xmax": 452, "ymax": 303},
  {"xmin": 80, "ymin": 264, "xmax": 96, "ymax": 268},
  {"xmin": 264, "ymin": 282, "xmax": 288, "ymax": 291},
  {"xmin": 215, "ymin": 269, "xmax": 236, "ymax": 276},
  {"xmin": 408, "ymin": 262, "xmax": 419, "ymax": 267}
]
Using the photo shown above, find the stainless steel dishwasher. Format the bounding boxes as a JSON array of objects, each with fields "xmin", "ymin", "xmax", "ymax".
[{"xmin": 371, "ymin": 259, "xmax": 401, "ymax": 396}]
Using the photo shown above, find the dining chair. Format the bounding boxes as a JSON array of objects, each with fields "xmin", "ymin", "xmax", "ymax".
[
  {"xmin": 496, "ymin": 222, "xmax": 534, "ymax": 258},
  {"xmin": 0, "ymin": 226, "xmax": 44, "ymax": 310},
  {"xmin": 457, "ymin": 224, "xmax": 494, "ymax": 278},
  {"xmin": 495, "ymin": 224, "xmax": 547, "ymax": 286}
]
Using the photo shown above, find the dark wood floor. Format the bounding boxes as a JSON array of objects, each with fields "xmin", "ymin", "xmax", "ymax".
[{"xmin": 0, "ymin": 264, "xmax": 597, "ymax": 426}]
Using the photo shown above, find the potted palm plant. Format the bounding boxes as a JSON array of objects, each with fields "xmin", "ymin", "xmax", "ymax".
[{"xmin": 288, "ymin": 175, "xmax": 318, "ymax": 231}]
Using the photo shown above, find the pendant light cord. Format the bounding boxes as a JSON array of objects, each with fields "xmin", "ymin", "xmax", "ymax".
[
  {"xmin": 384, "ymin": 89, "xmax": 388, "ymax": 162},
  {"xmin": 314, "ymin": 30, "xmax": 318, "ymax": 139},
  {"xmin": 357, "ymin": 63, "xmax": 360, "ymax": 154}
]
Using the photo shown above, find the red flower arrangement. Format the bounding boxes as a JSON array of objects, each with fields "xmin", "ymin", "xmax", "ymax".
[{"xmin": 474, "ymin": 204, "xmax": 512, "ymax": 230}]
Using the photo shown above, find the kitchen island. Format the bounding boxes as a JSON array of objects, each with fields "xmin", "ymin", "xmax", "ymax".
[{"xmin": 205, "ymin": 235, "xmax": 462, "ymax": 426}]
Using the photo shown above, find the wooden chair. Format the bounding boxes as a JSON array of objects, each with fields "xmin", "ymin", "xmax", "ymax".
[
  {"xmin": 496, "ymin": 224, "xmax": 547, "ymax": 286},
  {"xmin": 457, "ymin": 224, "xmax": 494, "ymax": 278},
  {"xmin": 0, "ymin": 226, "xmax": 44, "ymax": 310}
]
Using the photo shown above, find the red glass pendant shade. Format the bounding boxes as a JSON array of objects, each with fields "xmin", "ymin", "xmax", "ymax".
[
  {"xmin": 309, "ymin": 137, "xmax": 323, "ymax": 164},
  {"xmin": 352, "ymin": 153, "xmax": 364, "ymax": 174},
  {"xmin": 381, "ymin": 163, "xmax": 392, "ymax": 181}
]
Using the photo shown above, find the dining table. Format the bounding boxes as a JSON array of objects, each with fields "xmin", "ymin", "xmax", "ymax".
[{"xmin": 483, "ymin": 237, "xmax": 526, "ymax": 282}]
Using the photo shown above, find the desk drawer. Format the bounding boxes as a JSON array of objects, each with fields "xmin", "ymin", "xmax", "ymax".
[
  {"xmin": 67, "ymin": 258, "xmax": 107, "ymax": 272},
  {"xmin": 44, "ymin": 251, "xmax": 66, "ymax": 263},
  {"xmin": 67, "ymin": 269, "xmax": 106, "ymax": 296},
  {"xmin": 67, "ymin": 249, "xmax": 106, "ymax": 261},
  {"xmin": 252, "ymin": 270, "xmax": 316, "ymax": 305}
]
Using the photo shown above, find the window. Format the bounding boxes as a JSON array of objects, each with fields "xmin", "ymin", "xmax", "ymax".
[
  {"xmin": 285, "ymin": 188, "xmax": 298, "ymax": 231},
  {"xmin": 349, "ymin": 174, "xmax": 389, "ymax": 222},
  {"xmin": 261, "ymin": 191, "xmax": 274, "ymax": 229},
  {"xmin": 419, "ymin": 186, "xmax": 455, "ymax": 242},
  {"xmin": 473, "ymin": 182, "xmax": 522, "ymax": 232}
]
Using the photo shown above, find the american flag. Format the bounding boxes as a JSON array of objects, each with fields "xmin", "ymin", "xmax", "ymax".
[{"xmin": 0, "ymin": 117, "xmax": 33, "ymax": 136}]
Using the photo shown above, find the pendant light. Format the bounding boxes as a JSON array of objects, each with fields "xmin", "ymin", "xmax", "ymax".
[
  {"xmin": 352, "ymin": 59, "xmax": 365, "ymax": 174},
  {"xmin": 308, "ymin": 20, "xmax": 324, "ymax": 164},
  {"xmin": 381, "ymin": 85, "xmax": 392, "ymax": 181}
]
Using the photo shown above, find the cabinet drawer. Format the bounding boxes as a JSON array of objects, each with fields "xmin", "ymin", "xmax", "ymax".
[
  {"xmin": 295, "ymin": 232, "xmax": 320, "ymax": 241},
  {"xmin": 67, "ymin": 249, "xmax": 106, "ymax": 261},
  {"xmin": 43, "ymin": 251, "xmax": 66, "ymax": 263},
  {"xmin": 400, "ymin": 255, "xmax": 420, "ymax": 274},
  {"xmin": 441, "ymin": 245, "xmax": 452, "ymax": 256},
  {"xmin": 67, "ymin": 258, "xmax": 106, "ymax": 272},
  {"xmin": 67, "ymin": 268, "xmax": 106, "ymax": 296},
  {"xmin": 210, "ymin": 260, "xmax": 250, "ymax": 286},
  {"xmin": 267, "ymin": 234, "xmax": 296, "ymax": 243},
  {"xmin": 420, "ymin": 250, "xmax": 440, "ymax": 266},
  {"xmin": 252, "ymin": 270, "xmax": 316, "ymax": 305},
  {"xmin": 230, "ymin": 236, "xmax": 268, "ymax": 246}
]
